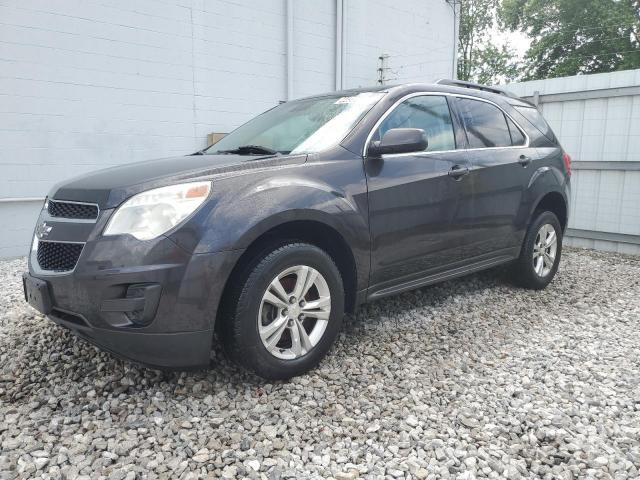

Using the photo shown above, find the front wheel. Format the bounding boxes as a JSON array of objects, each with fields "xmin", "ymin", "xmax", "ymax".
[
  {"xmin": 510, "ymin": 211, "xmax": 563, "ymax": 290},
  {"xmin": 219, "ymin": 242, "xmax": 344, "ymax": 380}
]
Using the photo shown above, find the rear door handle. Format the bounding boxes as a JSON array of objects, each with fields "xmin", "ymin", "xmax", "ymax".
[
  {"xmin": 518, "ymin": 155, "xmax": 532, "ymax": 167},
  {"xmin": 448, "ymin": 165, "xmax": 469, "ymax": 179}
]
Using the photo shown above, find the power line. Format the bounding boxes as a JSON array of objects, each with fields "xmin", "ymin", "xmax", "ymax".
[
  {"xmin": 531, "ymin": 34, "xmax": 639, "ymax": 51},
  {"xmin": 541, "ymin": 49, "xmax": 640, "ymax": 60},
  {"xmin": 525, "ymin": 21, "xmax": 639, "ymax": 35},
  {"xmin": 391, "ymin": 44, "xmax": 461, "ymax": 70},
  {"xmin": 396, "ymin": 47, "xmax": 639, "ymax": 73},
  {"xmin": 384, "ymin": 48, "xmax": 454, "ymax": 60},
  {"xmin": 373, "ymin": 45, "xmax": 455, "ymax": 76},
  {"xmin": 532, "ymin": 15, "xmax": 639, "ymax": 30}
]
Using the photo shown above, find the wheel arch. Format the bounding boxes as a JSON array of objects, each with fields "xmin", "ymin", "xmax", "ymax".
[
  {"xmin": 531, "ymin": 191, "xmax": 568, "ymax": 232},
  {"xmin": 215, "ymin": 218, "xmax": 360, "ymax": 331}
]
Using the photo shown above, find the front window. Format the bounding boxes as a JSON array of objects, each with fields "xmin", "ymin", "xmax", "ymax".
[
  {"xmin": 375, "ymin": 95, "xmax": 457, "ymax": 152},
  {"xmin": 206, "ymin": 92, "xmax": 385, "ymax": 155}
]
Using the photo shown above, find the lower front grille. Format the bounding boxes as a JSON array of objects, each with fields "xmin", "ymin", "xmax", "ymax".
[
  {"xmin": 50, "ymin": 308, "xmax": 88, "ymax": 326},
  {"xmin": 36, "ymin": 241, "xmax": 84, "ymax": 272}
]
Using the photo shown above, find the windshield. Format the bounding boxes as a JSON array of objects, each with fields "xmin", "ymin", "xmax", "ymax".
[{"xmin": 205, "ymin": 92, "xmax": 385, "ymax": 155}]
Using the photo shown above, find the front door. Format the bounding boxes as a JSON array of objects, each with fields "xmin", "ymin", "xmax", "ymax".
[{"xmin": 365, "ymin": 94, "xmax": 474, "ymax": 293}]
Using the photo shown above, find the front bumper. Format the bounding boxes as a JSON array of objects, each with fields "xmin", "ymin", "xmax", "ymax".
[
  {"xmin": 26, "ymin": 229, "xmax": 242, "ymax": 369},
  {"xmin": 46, "ymin": 308, "xmax": 214, "ymax": 369}
]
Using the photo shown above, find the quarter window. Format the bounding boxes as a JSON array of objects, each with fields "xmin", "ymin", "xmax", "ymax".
[
  {"xmin": 514, "ymin": 105, "xmax": 555, "ymax": 141},
  {"xmin": 506, "ymin": 116, "xmax": 526, "ymax": 146},
  {"xmin": 456, "ymin": 98, "xmax": 512, "ymax": 148},
  {"xmin": 377, "ymin": 96, "xmax": 456, "ymax": 152}
]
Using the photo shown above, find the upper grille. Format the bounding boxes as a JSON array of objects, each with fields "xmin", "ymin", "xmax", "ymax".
[
  {"xmin": 36, "ymin": 241, "xmax": 84, "ymax": 272},
  {"xmin": 48, "ymin": 200, "xmax": 98, "ymax": 220}
]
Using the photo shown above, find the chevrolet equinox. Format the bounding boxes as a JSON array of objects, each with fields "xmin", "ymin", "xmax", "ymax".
[{"xmin": 23, "ymin": 80, "xmax": 570, "ymax": 379}]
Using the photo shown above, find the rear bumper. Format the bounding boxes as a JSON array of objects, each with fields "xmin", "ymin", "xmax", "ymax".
[{"xmin": 26, "ymin": 235, "xmax": 243, "ymax": 369}]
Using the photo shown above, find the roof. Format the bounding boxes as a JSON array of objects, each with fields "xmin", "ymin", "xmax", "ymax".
[{"xmin": 294, "ymin": 81, "xmax": 534, "ymax": 107}]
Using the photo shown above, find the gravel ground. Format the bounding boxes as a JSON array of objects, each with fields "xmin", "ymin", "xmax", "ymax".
[{"xmin": 1, "ymin": 248, "xmax": 639, "ymax": 480}]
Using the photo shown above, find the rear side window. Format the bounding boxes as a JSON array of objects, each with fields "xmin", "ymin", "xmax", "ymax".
[
  {"xmin": 514, "ymin": 106, "xmax": 555, "ymax": 140},
  {"xmin": 456, "ymin": 98, "xmax": 512, "ymax": 148},
  {"xmin": 506, "ymin": 116, "xmax": 526, "ymax": 146},
  {"xmin": 377, "ymin": 95, "xmax": 456, "ymax": 152}
]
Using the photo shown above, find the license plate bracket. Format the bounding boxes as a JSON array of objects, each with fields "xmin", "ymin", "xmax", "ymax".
[{"xmin": 23, "ymin": 273, "xmax": 52, "ymax": 315}]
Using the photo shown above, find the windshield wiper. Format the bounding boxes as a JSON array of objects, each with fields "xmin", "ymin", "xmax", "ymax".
[{"xmin": 216, "ymin": 145, "xmax": 279, "ymax": 155}]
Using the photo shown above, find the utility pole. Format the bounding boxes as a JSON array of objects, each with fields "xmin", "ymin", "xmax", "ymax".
[
  {"xmin": 377, "ymin": 54, "xmax": 391, "ymax": 85},
  {"xmin": 445, "ymin": 0, "xmax": 461, "ymax": 79}
]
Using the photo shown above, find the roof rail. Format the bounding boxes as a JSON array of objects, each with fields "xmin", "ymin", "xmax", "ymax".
[{"xmin": 435, "ymin": 79, "xmax": 521, "ymax": 100}]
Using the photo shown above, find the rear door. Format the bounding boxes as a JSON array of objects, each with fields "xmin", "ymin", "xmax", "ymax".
[{"xmin": 453, "ymin": 97, "xmax": 536, "ymax": 257}]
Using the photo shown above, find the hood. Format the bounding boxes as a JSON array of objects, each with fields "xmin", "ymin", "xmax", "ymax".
[{"xmin": 50, "ymin": 153, "xmax": 307, "ymax": 208}]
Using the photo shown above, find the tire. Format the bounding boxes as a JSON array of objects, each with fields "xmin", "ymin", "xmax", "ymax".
[
  {"xmin": 219, "ymin": 242, "xmax": 345, "ymax": 380},
  {"xmin": 510, "ymin": 210, "xmax": 563, "ymax": 290}
]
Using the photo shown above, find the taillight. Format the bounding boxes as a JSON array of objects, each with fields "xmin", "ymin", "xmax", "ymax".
[{"xmin": 562, "ymin": 151, "xmax": 571, "ymax": 176}]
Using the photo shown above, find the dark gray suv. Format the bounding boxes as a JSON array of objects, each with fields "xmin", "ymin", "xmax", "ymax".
[{"xmin": 23, "ymin": 80, "xmax": 571, "ymax": 379}]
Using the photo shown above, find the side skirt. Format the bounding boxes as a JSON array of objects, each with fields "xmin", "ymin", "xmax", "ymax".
[{"xmin": 366, "ymin": 252, "xmax": 516, "ymax": 301}]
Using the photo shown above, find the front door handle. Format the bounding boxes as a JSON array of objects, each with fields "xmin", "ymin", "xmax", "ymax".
[
  {"xmin": 448, "ymin": 165, "xmax": 469, "ymax": 179},
  {"xmin": 518, "ymin": 155, "xmax": 532, "ymax": 167}
]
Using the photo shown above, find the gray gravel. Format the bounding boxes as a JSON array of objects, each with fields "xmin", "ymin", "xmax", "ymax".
[{"xmin": 1, "ymin": 248, "xmax": 639, "ymax": 479}]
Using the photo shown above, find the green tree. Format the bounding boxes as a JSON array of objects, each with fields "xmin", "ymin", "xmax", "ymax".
[
  {"xmin": 457, "ymin": 0, "xmax": 520, "ymax": 84},
  {"xmin": 474, "ymin": 44, "xmax": 521, "ymax": 83},
  {"xmin": 500, "ymin": 0, "xmax": 640, "ymax": 79}
]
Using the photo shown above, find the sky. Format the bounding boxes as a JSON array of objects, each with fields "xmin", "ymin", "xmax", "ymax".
[{"xmin": 493, "ymin": 27, "xmax": 532, "ymax": 57}]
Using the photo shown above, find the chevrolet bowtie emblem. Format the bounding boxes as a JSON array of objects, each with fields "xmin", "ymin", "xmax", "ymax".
[{"xmin": 36, "ymin": 222, "xmax": 53, "ymax": 239}]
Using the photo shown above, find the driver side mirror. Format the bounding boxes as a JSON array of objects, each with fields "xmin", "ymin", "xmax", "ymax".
[{"xmin": 368, "ymin": 128, "xmax": 428, "ymax": 157}]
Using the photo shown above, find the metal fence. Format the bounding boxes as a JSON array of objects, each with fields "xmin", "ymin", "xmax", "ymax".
[{"xmin": 502, "ymin": 69, "xmax": 640, "ymax": 255}]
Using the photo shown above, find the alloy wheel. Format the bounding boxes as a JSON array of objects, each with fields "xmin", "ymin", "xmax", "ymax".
[
  {"xmin": 258, "ymin": 265, "xmax": 331, "ymax": 360},
  {"xmin": 533, "ymin": 223, "xmax": 558, "ymax": 277}
]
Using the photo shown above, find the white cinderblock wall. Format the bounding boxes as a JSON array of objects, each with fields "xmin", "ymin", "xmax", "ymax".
[{"xmin": 0, "ymin": 0, "xmax": 457, "ymax": 258}]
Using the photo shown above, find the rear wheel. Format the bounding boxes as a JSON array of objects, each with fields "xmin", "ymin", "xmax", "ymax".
[
  {"xmin": 219, "ymin": 242, "xmax": 344, "ymax": 380},
  {"xmin": 510, "ymin": 211, "xmax": 563, "ymax": 290}
]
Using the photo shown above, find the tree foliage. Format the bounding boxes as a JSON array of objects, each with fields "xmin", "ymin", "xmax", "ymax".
[
  {"xmin": 500, "ymin": 0, "xmax": 640, "ymax": 79},
  {"xmin": 457, "ymin": 0, "xmax": 520, "ymax": 84},
  {"xmin": 474, "ymin": 44, "xmax": 521, "ymax": 84}
]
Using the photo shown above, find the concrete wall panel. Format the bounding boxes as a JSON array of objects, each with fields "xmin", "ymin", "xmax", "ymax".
[{"xmin": 0, "ymin": 0, "xmax": 456, "ymax": 257}]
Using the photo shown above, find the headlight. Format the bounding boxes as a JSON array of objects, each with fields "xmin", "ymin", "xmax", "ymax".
[{"xmin": 103, "ymin": 181, "xmax": 211, "ymax": 240}]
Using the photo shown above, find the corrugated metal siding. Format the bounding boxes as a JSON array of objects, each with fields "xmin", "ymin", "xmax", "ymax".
[
  {"xmin": 0, "ymin": 0, "xmax": 456, "ymax": 258},
  {"xmin": 503, "ymin": 70, "xmax": 640, "ymax": 255}
]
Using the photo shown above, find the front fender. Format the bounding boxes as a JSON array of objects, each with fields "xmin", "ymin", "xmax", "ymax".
[
  {"xmin": 163, "ymin": 151, "xmax": 371, "ymax": 301},
  {"xmin": 194, "ymin": 173, "xmax": 368, "ymax": 253}
]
